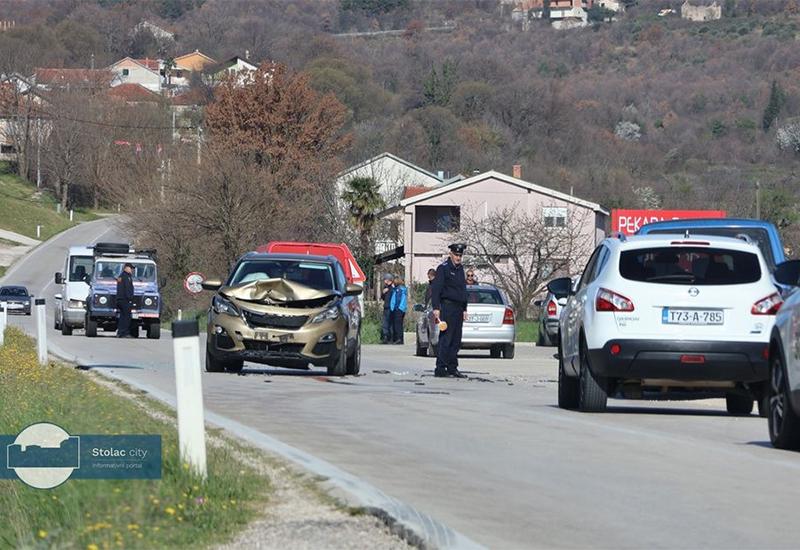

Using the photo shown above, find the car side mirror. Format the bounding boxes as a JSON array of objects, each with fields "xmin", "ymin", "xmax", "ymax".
[
  {"xmin": 547, "ymin": 277, "xmax": 574, "ymax": 298},
  {"xmin": 201, "ymin": 278, "xmax": 223, "ymax": 291},
  {"xmin": 55, "ymin": 272, "xmax": 63, "ymax": 285},
  {"xmin": 775, "ymin": 260, "xmax": 800, "ymax": 287},
  {"xmin": 54, "ymin": 293, "xmax": 62, "ymax": 300},
  {"xmin": 413, "ymin": 303, "xmax": 425, "ymax": 312},
  {"xmin": 557, "ymin": 297, "xmax": 568, "ymax": 306},
  {"xmin": 345, "ymin": 283, "xmax": 363, "ymax": 297}
]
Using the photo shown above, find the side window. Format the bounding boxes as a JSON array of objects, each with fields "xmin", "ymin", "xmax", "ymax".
[
  {"xmin": 577, "ymin": 247, "xmax": 602, "ymax": 291},
  {"xmin": 335, "ymin": 264, "xmax": 347, "ymax": 291},
  {"xmin": 590, "ymin": 246, "xmax": 610, "ymax": 282}
]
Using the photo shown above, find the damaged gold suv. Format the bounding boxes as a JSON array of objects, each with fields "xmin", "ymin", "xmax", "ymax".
[{"xmin": 202, "ymin": 253, "xmax": 363, "ymax": 375}]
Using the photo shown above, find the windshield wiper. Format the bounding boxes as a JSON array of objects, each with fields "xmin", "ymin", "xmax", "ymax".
[{"xmin": 646, "ymin": 273, "xmax": 696, "ymax": 283}]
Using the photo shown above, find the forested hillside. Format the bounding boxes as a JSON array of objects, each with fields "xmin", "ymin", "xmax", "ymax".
[{"xmin": 1, "ymin": 0, "xmax": 799, "ymax": 244}]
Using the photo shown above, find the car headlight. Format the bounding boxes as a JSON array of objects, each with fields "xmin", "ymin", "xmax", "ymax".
[
  {"xmin": 212, "ymin": 295, "xmax": 240, "ymax": 317},
  {"xmin": 68, "ymin": 300, "xmax": 84, "ymax": 308},
  {"xmin": 98, "ymin": 296, "xmax": 108, "ymax": 305},
  {"xmin": 143, "ymin": 296, "xmax": 156, "ymax": 307},
  {"xmin": 311, "ymin": 306, "xmax": 340, "ymax": 324}
]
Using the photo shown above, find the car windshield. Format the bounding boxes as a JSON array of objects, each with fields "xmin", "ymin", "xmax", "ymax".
[
  {"xmin": 229, "ymin": 260, "xmax": 336, "ymax": 291},
  {"xmin": 620, "ymin": 247, "xmax": 761, "ymax": 285},
  {"xmin": 467, "ymin": 288, "xmax": 504, "ymax": 304},
  {"xmin": 646, "ymin": 227, "xmax": 774, "ymax": 269},
  {"xmin": 69, "ymin": 255, "xmax": 94, "ymax": 282},
  {"xmin": 0, "ymin": 287, "xmax": 28, "ymax": 297},
  {"xmin": 94, "ymin": 261, "xmax": 156, "ymax": 282}
]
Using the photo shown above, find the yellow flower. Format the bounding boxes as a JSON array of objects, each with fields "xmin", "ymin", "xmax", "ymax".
[
  {"xmin": 113, "ymin": 487, "xmax": 121, "ymax": 494},
  {"xmin": 37, "ymin": 530, "xmax": 47, "ymax": 539},
  {"xmin": 151, "ymin": 498, "xmax": 160, "ymax": 505},
  {"xmin": 165, "ymin": 507, "xmax": 176, "ymax": 516},
  {"xmin": 126, "ymin": 523, "xmax": 139, "ymax": 531},
  {"xmin": 230, "ymin": 499, "xmax": 237, "ymax": 505},
  {"xmin": 87, "ymin": 544, "xmax": 99, "ymax": 550},
  {"xmin": 136, "ymin": 533, "xmax": 143, "ymax": 539}
]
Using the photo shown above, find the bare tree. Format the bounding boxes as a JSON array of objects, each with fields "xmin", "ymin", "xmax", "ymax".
[{"xmin": 453, "ymin": 205, "xmax": 594, "ymax": 318}]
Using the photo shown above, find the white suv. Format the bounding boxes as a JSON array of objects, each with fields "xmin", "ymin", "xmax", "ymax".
[{"xmin": 548, "ymin": 234, "xmax": 782, "ymax": 413}]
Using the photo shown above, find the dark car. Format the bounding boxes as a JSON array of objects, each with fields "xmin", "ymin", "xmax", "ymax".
[
  {"xmin": 0, "ymin": 285, "xmax": 32, "ymax": 315},
  {"xmin": 202, "ymin": 252, "xmax": 363, "ymax": 375}
]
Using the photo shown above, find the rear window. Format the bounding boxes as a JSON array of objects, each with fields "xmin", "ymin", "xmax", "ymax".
[
  {"xmin": 467, "ymin": 289, "xmax": 504, "ymax": 304},
  {"xmin": 619, "ymin": 247, "xmax": 761, "ymax": 285},
  {"xmin": 645, "ymin": 227, "xmax": 774, "ymax": 269}
]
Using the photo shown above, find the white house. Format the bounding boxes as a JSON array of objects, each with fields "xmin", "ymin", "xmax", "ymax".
[{"xmin": 107, "ymin": 57, "xmax": 162, "ymax": 92}]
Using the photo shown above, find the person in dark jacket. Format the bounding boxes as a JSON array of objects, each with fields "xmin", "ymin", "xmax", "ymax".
[
  {"xmin": 389, "ymin": 276, "xmax": 408, "ymax": 344},
  {"xmin": 430, "ymin": 243, "xmax": 468, "ymax": 378},
  {"xmin": 116, "ymin": 263, "xmax": 135, "ymax": 338},
  {"xmin": 424, "ymin": 268, "xmax": 437, "ymax": 306},
  {"xmin": 380, "ymin": 273, "xmax": 395, "ymax": 344}
]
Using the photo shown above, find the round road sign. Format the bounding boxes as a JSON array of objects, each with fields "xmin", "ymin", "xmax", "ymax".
[{"xmin": 184, "ymin": 272, "xmax": 205, "ymax": 294}]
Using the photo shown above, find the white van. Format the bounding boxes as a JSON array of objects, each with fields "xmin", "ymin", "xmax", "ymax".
[{"xmin": 54, "ymin": 245, "xmax": 94, "ymax": 335}]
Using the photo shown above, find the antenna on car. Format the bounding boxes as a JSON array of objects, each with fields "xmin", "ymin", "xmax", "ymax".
[{"xmin": 613, "ymin": 232, "xmax": 627, "ymax": 242}]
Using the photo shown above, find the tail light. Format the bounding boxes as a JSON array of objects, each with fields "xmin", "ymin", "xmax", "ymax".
[
  {"xmin": 752, "ymin": 293, "xmax": 783, "ymax": 315},
  {"xmin": 503, "ymin": 307, "xmax": 515, "ymax": 325},
  {"xmin": 546, "ymin": 300, "xmax": 557, "ymax": 316},
  {"xmin": 596, "ymin": 288, "xmax": 635, "ymax": 312}
]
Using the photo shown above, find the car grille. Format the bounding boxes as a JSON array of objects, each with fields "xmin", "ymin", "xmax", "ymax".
[
  {"xmin": 242, "ymin": 310, "xmax": 308, "ymax": 329},
  {"xmin": 242, "ymin": 341, "xmax": 304, "ymax": 355}
]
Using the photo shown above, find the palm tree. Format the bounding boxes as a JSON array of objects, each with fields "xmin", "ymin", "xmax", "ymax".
[
  {"xmin": 162, "ymin": 56, "xmax": 175, "ymax": 87},
  {"xmin": 341, "ymin": 176, "xmax": 385, "ymax": 277}
]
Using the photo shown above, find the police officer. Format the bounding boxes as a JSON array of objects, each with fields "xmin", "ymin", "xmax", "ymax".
[
  {"xmin": 116, "ymin": 262, "xmax": 135, "ymax": 338},
  {"xmin": 430, "ymin": 243, "xmax": 468, "ymax": 378}
]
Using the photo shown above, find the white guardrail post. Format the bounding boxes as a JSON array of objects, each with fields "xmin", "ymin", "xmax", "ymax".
[
  {"xmin": 35, "ymin": 298, "xmax": 46, "ymax": 365},
  {"xmin": 0, "ymin": 302, "xmax": 6, "ymax": 347},
  {"xmin": 172, "ymin": 320, "xmax": 207, "ymax": 479}
]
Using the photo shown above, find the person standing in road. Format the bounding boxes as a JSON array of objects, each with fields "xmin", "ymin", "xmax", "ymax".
[
  {"xmin": 424, "ymin": 268, "xmax": 437, "ymax": 306},
  {"xmin": 431, "ymin": 243, "xmax": 468, "ymax": 378},
  {"xmin": 380, "ymin": 273, "xmax": 395, "ymax": 344},
  {"xmin": 116, "ymin": 262, "xmax": 135, "ymax": 338},
  {"xmin": 390, "ymin": 276, "xmax": 408, "ymax": 344}
]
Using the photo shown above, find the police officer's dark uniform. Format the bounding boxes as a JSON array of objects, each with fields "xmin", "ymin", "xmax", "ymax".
[
  {"xmin": 431, "ymin": 243, "xmax": 468, "ymax": 378},
  {"xmin": 116, "ymin": 263, "xmax": 135, "ymax": 338}
]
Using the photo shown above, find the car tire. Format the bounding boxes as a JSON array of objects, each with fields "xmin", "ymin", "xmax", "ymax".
[
  {"xmin": 726, "ymin": 393, "xmax": 753, "ymax": 416},
  {"xmin": 558, "ymin": 334, "xmax": 579, "ymax": 409},
  {"xmin": 415, "ymin": 335, "xmax": 427, "ymax": 357},
  {"xmin": 490, "ymin": 345, "xmax": 501, "ymax": 358},
  {"xmin": 54, "ymin": 316, "xmax": 60, "ymax": 330},
  {"xmin": 768, "ymin": 353, "xmax": 800, "ymax": 450},
  {"xmin": 502, "ymin": 343, "xmax": 515, "ymax": 359},
  {"xmin": 327, "ymin": 342, "xmax": 347, "ymax": 377},
  {"xmin": 130, "ymin": 324, "xmax": 140, "ymax": 339},
  {"xmin": 578, "ymin": 338, "xmax": 608, "ymax": 412},
  {"xmin": 427, "ymin": 338, "xmax": 437, "ymax": 357},
  {"xmin": 61, "ymin": 322, "xmax": 72, "ymax": 336},
  {"xmin": 346, "ymin": 333, "xmax": 361, "ymax": 375},
  {"xmin": 85, "ymin": 316, "xmax": 97, "ymax": 338},
  {"xmin": 205, "ymin": 348, "xmax": 226, "ymax": 373},
  {"xmin": 147, "ymin": 322, "xmax": 161, "ymax": 340},
  {"xmin": 225, "ymin": 360, "xmax": 244, "ymax": 373},
  {"xmin": 538, "ymin": 325, "xmax": 552, "ymax": 347}
]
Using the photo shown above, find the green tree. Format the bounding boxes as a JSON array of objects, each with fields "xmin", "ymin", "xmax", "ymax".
[
  {"xmin": 762, "ymin": 80, "xmax": 785, "ymax": 132},
  {"xmin": 423, "ymin": 61, "xmax": 457, "ymax": 107},
  {"xmin": 587, "ymin": 6, "xmax": 615, "ymax": 23},
  {"xmin": 341, "ymin": 176, "xmax": 386, "ymax": 279},
  {"xmin": 340, "ymin": 0, "xmax": 408, "ymax": 14}
]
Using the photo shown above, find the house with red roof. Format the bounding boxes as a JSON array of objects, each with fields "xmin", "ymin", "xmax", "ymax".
[
  {"xmin": 108, "ymin": 57, "xmax": 162, "ymax": 92},
  {"xmin": 107, "ymin": 83, "xmax": 162, "ymax": 104},
  {"xmin": 33, "ymin": 68, "xmax": 118, "ymax": 91}
]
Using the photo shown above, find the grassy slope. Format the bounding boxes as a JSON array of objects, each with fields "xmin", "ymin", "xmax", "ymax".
[
  {"xmin": 0, "ymin": 328, "xmax": 269, "ymax": 549},
  {"xmin": 0, "ymin": 168, "xmax": 98, "ymax": 242}
]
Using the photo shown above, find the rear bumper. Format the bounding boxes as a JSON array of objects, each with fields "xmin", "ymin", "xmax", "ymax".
[
  {"xmin": 588, "ymin": 339, "xmax": 769, "ymax": 382},
  {"xmin": 543, "ymin": 318, "xmax": 559, "ymax": 336},
  {"xmin": 462, "ymin": 325, "xmax": 515, "ymax": 347}
]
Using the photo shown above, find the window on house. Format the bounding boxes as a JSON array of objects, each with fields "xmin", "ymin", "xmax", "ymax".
[
  {"xmin": 122, "ymin": 68, "xmax": 130, "ymax": 76},
  {"xmin": 543, "ymin": 207, "xmax": 567, "ymax": 228},
  {"xmin": 0, "ymin": 144, "xmax": 15, "ymax": 154},
  {"xmin": 415, "ymin": 206, "xmax": 460, "ymax": 233}
]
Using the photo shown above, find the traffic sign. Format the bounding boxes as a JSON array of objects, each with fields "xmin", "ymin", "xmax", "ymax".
[{"xmin": 184, "ymin": 272, "xmax": 205, "ymax": 294}]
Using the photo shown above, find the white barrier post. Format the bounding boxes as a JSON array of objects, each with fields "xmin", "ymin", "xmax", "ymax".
[
  {"xmin": 35, "ymin": 298, "xmax": 46, "ymax": 365},
  {"xmin": 69, "ymin": 209, "xmax": 74, "ymax": 221},
  {"xmin": 172, "ymin": 320, "xmax": 207, "ymax": 479},
  {"xmin": 36, "ymin": 225, "xmax": 41, "ymax": 239},
  {"xmin": 0, "ymin": 303, "xmax": 6, "ymax": 347},
  {"xmin": 177, "ymin": 309, "xmax": 182, "ymax": 321}
]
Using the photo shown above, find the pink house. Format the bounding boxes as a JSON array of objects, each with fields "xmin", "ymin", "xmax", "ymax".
[{"xmin": 385, "ymin": 169, "xmax": 608, "ymax": 284}]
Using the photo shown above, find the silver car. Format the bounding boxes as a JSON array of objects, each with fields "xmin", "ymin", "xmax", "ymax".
[
  {"xmin": 415, "ymin": 284, "xmax": 515, "ymax": 359},
  {"xmin": 533, "ymin": 291, "xmax": 562, "ymax": 347}
]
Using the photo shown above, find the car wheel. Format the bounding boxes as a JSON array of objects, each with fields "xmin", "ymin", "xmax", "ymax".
[
  {"xmin": 558, "ymin": 334, "xmax": 579, "ymax": 409},
  {"xmin": 490, "ymin": 345, "xmax": 501, "ymax": 358},
  {"xmin": 427, "ymin": 334, "xmax": 437, "ymax": 357},
  {"xmin": 327, "ymin": 342, "xmax": 347, "ymax": 376},
  {"xmin": 54, "ymin": 315, "xmax": 60, "ymax": 330},
  {"xmin": 502, "ymin": 343, "xmax": 515, "ymax": 359},
  {"xmin": 415, "ymin": 334, "xmax": 427, "ymax": 357},
  {"xmin": 61, "ymin": 322, "xmax": 72, "ymax": 336},
  {"xmin": 347, "ymin": 333, "xmax": 361, "ymax": 375},
  {"xmin": 225, "ymin": 359, "xmax": 244, "ymax": 373},
  {"xmin": 146, "ymin": 322, "xmax": 161, "ymax": 340},
  {"xmin": 538, "ymin": 325, "xmax": 552, "ymax": 347},
  {"xmin": 205, "ymin": 348, "xmax": 226, "ymax": 373},
  {"xmin": 768, "ymin": 353, "xmax": 800, "ymax": 450},
  {"xmin": 130, "ymin": 324, "xmax": 140, "ymax": 339},
  {"xmin": 85, "ymin": 316, "xmax": 97, "ymax": 338},
  {"xmin": 726, "ymin": 393, "xmax": 753, "ymax": 416},
  {"xmin": 578, "ymin": 337, "xmax": 607, "ymax": 412}
]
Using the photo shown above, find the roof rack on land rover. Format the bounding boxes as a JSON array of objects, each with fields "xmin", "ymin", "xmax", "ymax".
[{"xmin": 93, "ymin": 242, "xmax": 157, "ymax": 261}]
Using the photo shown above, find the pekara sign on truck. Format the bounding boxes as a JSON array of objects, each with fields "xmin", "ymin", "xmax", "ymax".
[{"xmin": 612, "ymin": 209, "xmax": 726, "ymax": 236}]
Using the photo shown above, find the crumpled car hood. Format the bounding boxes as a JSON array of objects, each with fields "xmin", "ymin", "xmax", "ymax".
[{"xmin": 221, "ymin": 278, "xmax": 337, "ymax": 309}]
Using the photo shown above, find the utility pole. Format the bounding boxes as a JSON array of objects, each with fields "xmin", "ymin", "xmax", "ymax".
[
  {"xmin": 36, "ymin": 118, "xmax": 41, "ymax": 188},
  {"xmin": 756, "ymin": 180, "xmax": 761, "ymax": 219}
]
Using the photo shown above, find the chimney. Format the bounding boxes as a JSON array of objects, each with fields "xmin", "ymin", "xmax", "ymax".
[
  {"xmin": 512, "ymin": 164, "xmax": 522, "ymax": 179},
  {"xmin": 437, "ymin": 170, "xmax": 444, "ymax": 180},
  {"xmin": 245, "ymin": 49, "xmax": 250, "ymax": 60}
]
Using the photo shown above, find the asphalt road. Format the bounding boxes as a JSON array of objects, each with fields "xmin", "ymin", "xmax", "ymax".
[{"xmin": 4, "ymin": 218, "xmax": 800, "ymax": 549}]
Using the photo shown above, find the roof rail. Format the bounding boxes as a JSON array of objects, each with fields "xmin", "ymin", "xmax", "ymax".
[{"xmin": 612, "ymin": 231, "xmax": 627, "ymax": 242}]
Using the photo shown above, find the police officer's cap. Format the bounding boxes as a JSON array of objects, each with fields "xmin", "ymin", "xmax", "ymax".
[
  {"xmin": 124, "ymin": 262, "xmax": 135, "ymax": 269},
  {"xmin": 448, "ymin": 243, "xmax": 467, "ymax": 254}
]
